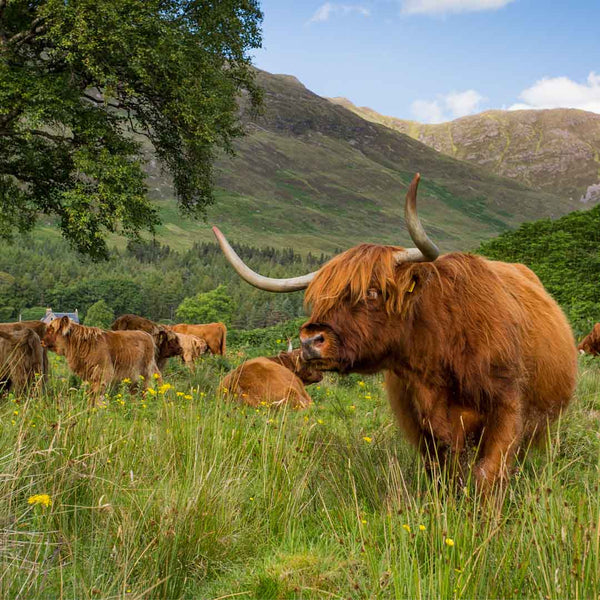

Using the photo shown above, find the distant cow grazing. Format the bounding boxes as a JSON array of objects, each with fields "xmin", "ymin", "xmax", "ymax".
[
  {"xmin": 111, "ymin": 314, "xmax": 182, "ymax": 371},
  {"xmin": 578, "ymin": 323, "xmax": 600, "ymax": 356},
  {"xmin": 171, "ymin": 323, "xmax": 226, "ymax": 356},
  {"xmin": 214, "ymin": 173, "xmax": 577, "ymax": 492},
  {"xmin": 222, "ymin": 356, "xmax": 313, "ymax": 409},
  {"xmin": 43, "ymin": 317, "xmax": 159, "ymax": 398},
  {"xmin": 175, "ymin": 333, "xmax": 209, "ymax": 368},
  {"xmin": 0, "ymin": 328, "xmax": 45, "ymax": 394}
]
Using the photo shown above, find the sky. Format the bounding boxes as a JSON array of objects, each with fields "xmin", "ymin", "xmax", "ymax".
[{"xmin": 252, "ymin": 0, "xmax": 600, "ymax": 123}]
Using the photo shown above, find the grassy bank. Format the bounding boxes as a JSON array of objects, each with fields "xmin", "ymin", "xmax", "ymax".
[{"xmin": 1, "ymin": 353, "xmax": 599, "ymax": 599}]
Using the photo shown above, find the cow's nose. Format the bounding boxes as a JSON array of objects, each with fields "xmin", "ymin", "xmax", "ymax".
[{"xmin": 301, "ymin": 334, "xmax": 324, "ymax": 360}]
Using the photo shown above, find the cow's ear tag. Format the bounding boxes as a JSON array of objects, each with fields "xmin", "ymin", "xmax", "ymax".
[{"xmin": 407, "ymin": 280, "xmax": 416, "ymax": 293}]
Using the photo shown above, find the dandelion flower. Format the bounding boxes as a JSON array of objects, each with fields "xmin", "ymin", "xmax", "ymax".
[
  {"xmin": 153, "ymin": 373, "xmax": 160, "ymax": 380},
  {"xmin": 419, "ymin": 524, "xmax": 426, "ymax": 531},
  {"xmin": 363, "ymin": 436, "xmax": 372, "ymax": 443},
  {"xmin": 122, "ymin": 378, "xmax": 131, "ymax": 384},
  {"xmin": 402, "ymin": 524, "xmax": 411, "ymax": 533},
  {"xmin": 361, "ymin": 518, "xmax": 367, "ymax": 524},
  {"xmin": 176, "ymin": 392, "xmax": 184, "ymax": 397},
  {"xmin": 147, "ymin": 388, "xmax": 156, "ymax": 396},
  {"xmin": 358, "ymin": 381, "xmax": 365, "ymax": 387},
  {"xmin": 28, "ymin": 494, "xmax": 51, "ymax": 508},
  {"xmin": 184, "ymin": 394, "xmax": 192, "ymax": 400},
  {"xmin": 445, "ymin": 538, "xmax": 455, "ymax": 547},
  {"xmin": 317, "ymin": 419, "xmax": 324, "ymax": 425}
]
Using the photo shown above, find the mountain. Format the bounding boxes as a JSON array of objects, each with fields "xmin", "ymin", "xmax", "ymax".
[
  {"xmin": 134, "ymin": 71, "xmax": 584, "ymax": 255},
  {"xmin": 328, "ymin": 98, "xmax": 600, "ymax": 204}
]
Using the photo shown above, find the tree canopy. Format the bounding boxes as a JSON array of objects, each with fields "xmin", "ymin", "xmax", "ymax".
[{"xmin": 0, "ymin": 0, "xmax": 263, "ymax": 259}]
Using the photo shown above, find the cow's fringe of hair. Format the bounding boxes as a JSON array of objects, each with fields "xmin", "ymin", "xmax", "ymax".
[{"xmin": 305, "ymin": 244, "xmax": 439, "ymax": 320}]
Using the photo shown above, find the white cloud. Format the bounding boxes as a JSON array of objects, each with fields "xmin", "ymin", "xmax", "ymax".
[
  {"xmin": 411, "ymin": 89, "xmax": 485, "ymax": 123},
  {"xmin": 400, "ymin": 0, "xmax": 515, "ymax": 15},
  {"xmin": 509, "ymin": 72, "xmax": 600, "ymax": 114},
  {"xmin": 308, "ymin": 3, "xmax": 371, "ymax": 24}
]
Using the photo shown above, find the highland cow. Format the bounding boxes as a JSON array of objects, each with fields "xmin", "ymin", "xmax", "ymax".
[
  {"xmin": 213, "ymin": 173, "xmax": 577, "ymax": 492},
  {"xmin": 0, "ymin": 328, "xmax": 45, "ymax": 394},
  {"xmin": 577, "ymin": 323, "xmax": 600, "ymax": 356},
  {"xmin": 43, "ymin": 317, "xmax": 159, "ymax": 398},
  {"xmin": 174, "ymin": 333, "xmax": 209, "ymax": 368},
  {"xmin": 111, "ymin": 314, "xmax": 182, "ymax": 371},
  {"xmin": 266, "ymin": 349, "xmax": 323, "ymax": 385},
  {"xmin": 0, "ymin": 320, "xmax": 48, "ymax": 378},
  {"xmin": 171, "ymin": 322, "xmax": 227, "ymax": 356}
]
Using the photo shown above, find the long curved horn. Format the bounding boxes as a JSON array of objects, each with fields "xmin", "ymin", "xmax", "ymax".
[
  {"xmin": 398, "ymin": 173, "xmax": 439, "ymax": 262},
  {"xmin": 212, "ymin": 227, "xmax": 317, "ymax": 292}
]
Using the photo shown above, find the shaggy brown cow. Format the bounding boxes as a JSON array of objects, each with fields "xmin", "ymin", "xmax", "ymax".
[
  {"xmin": 171, "ymin": 323, "xmax": 227, "ymax": 356},
  {"xmin": 578, "ymin": 323, "xmax": 600, "ymax": 356},
  {"xmin": 221, "ymin": 357, "xmax": 313, "ymax": 409},
  {"xmin": 175, "ymin": 333, "xmax": 209, "ymax": 368},
  {"xmin": 0, "ymin": 321, "xmax": 48, "ymax": 378},
  {"xmin": 266, "ymin": 349, "xmax": 323, "ymax": 385},
  {"xmin": 43, "ymin": 317, "xmax": 159, "ymax": 397},
  {"xmin": 213, "ymin": 173, "xmax": 577, "ymax": 492},
  {"xmin": 111, "ymin": 314, "xmax": 182, "ymax": 371},
  {"xmin": 0, "ymin": 328, "xmax": 44, "ymax": 394}
]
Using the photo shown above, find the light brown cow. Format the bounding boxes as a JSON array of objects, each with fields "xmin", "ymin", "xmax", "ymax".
[
  {"xmin": 221, "ymin": 357, "xmax": 312, "ymax": 409},
  {"xmin": 42, "ymin": 317, "xmax": 159, "ymax": 398},
  {"xmin": 0, "ymin": 328, "xmax": 45, "ymax": 394},
  {"xmin": 171, "ymin": 323, "xmax": 226, "ymax": 356},
  {"xmin": 175, "ymin": 333, "xmax": 209, "ymax": 368}
]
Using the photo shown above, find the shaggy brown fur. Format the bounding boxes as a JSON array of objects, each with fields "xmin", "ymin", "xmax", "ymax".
[
  {"xmin": 221, "ymin": 357, "xmax": 312, "ymax": 409},
  {"xmin": 300, "ymin": 245, "xmax": 577, "ymax": 491},
  {"xmin": 0, "ymin": 328, "xmax": 44, "ymax": 394},
  {"xmin": 111, "ymin": 314, "xmax": 182, "ymax": 371},
  {"xmin": 43, "ymin": 317, "xmax": 159, "ymax": 397},
  {"xmin": 0, "ymin": 321, "xmax": 48, "ymax": 378},
  {"xmin": 266, "ymin": 349, "xmax": 323, "ymax": 385},
  {"xmin": 578, "ymin": 323, "xmax": 600, "ymax": 356},
  {"xmin": 171, "ymin": 323, "xmax": 227, "ymax": 356},
  {"xmin": 174, "ymin": 333, "xmax": 209, "ymax": 368}
]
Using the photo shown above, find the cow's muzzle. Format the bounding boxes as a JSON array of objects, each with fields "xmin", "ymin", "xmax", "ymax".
[{"xmin": 301, "ymin": 334, "xmax": 325, "ymax": 361}]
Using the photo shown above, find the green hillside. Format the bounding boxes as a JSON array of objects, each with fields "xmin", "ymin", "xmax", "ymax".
[
  {"xmin": 329, "ymin": 98, "xmax": 600, "ymax": 203},
  {"xmin": 136, "ymin": 70, "xmax": 580, "ymax": 255}
]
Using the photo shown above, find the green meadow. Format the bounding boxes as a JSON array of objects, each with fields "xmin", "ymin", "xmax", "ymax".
[{"xmin": 1, "ymin": 345, "xmax": 599, "ymax": 599}]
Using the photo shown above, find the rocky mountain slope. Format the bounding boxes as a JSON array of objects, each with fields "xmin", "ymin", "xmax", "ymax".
[{"xmin": 329, "ymin": 98, "xmax": 600, "ymax": 203}]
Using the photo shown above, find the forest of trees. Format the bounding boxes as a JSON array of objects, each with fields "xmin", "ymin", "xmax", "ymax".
[
  {"xmin": 0, "ymin": 236, "xmax": 328, "ymax": 330},
  {"xmin": 0, "ymin": 203, "xmax": 597, "ymax": 336}
]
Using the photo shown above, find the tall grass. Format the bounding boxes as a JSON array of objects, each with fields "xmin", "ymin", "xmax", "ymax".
[{"xmin": 1, "ymin": 354, "xmax": 599, "ymax": 598}]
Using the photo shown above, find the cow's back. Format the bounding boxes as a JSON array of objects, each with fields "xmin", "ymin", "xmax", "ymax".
[
  {"xmin": 172, "ymin": 322, "xmax": 226, "ymax": 355},
  {"xmin": 222, "ymin": 357, "xmax": 311, "ymax": 408}
]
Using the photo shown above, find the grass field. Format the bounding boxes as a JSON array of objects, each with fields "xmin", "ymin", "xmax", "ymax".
[{"xmin": 1, "ymin": 348, "xmax": 599, "ymax": 599}]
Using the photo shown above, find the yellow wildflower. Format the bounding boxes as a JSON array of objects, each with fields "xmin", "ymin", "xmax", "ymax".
[
  {"xmin": 317, "ymin": 419, "xmax": 324, "ymax": 425},
  {"xmin": 184, "ymin": 394, "xmax": 192, "ymax": 400},
  {"xmin": 153, "ymin": 373, "xmax": 160, "ymax": 380},
  {"xmin": 122, "ymin": 378, "xmax": 131, "ymax": 384},
  {"xmin": 419, "ymin": 524, "xmax": 426, "ymax": 531},
  {"xmin": 363, "ymin": 436, "xmax": 372, "ymax": 443},
  {"xmin": 402, "ymin": 524, "xmax": 411, "ymax": 533},
  {"xmin": 28, "ymin": 494, "xmax": 51, "ymax": 508},
  {"xmin": 158, "ymin": 383, "xmax": 172, "ymax": 394},
  {"xmin": 176, "ymin": 392, "xmax": 184, "ymax": 397},
  {"xmin": 139, "ymin": 374, "xmax": 145, "ymax": 381},
  {"xmin": 445, "ymin": 538, "xmax": 455, "ymax": 547},
  {"xmin": 147, "ymin": 388, "xmax": 156, "ymax": 396},
  {"xmin": 13, "ymin": 410, "xmax": 18, "ymax": 416},
  {"xmin": 361, "ymin": 518, "xmax": 367, "ymax": 524},
  {"xmin": 358, "ymin": 381, "xmax": 365, "ymax": 387}
]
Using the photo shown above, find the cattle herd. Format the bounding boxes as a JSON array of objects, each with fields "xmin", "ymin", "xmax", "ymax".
[{"xmin": 1, "ymin": 173, "xmax": 599, "ymax": 494}]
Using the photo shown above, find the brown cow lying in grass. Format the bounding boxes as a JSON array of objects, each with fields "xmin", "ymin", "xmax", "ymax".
[
  {"xmin": 221, "ymin": 350, "xmax": 322, "ymax": 409},
  {"xmin": 171, "ymin": 322, "xmax": 226, "ymax": 355},
  {"xmin": 111, "ymin": 314, "xmax": 182, "ymax": 371},
  {"xmin": 174, "ymin": 333, "xmax": 209, "ymax": 368},
  {"xmin": 0, "ymin": 328, "xmax": 45, "ymax": 394},
  {"xmin": 43, "ymin": 317, "xmax": 159, "ymax": 398},
  {"xmin": 578, "ymin": 323, "xmax": 600, "ymax": 356}
]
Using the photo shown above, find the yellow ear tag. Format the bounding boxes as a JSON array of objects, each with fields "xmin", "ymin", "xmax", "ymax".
[{"xmin": 407, "ymin": 280, "xmax": 416, "ymax": 293}]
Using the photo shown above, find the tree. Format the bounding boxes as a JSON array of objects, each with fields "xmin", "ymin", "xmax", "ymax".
[
  {"xmin": 84, "ymin": 299, "xmax": 114, "ymax": 329},
  {"xmin": 0, "ymin": 0, "xmax": 263, "ymax": 259},
  {"xmin": 176, "ymin": 285, "xmax": 234, "ymax": 326}
]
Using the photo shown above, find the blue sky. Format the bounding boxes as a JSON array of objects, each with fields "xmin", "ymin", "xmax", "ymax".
[{"xmin": 252, "ymin": 0, "xmax": 600, "ymax": 123}]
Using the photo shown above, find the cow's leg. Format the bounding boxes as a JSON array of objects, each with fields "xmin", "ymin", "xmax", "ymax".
[{"xmin": 474, "ymin": 389, "xmax": 522, "ymax": 494}]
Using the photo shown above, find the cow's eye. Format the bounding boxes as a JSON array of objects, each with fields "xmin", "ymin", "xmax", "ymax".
[{"xmin": 367, "ymin": 288, "xmax": 379, "ymax": 300}]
